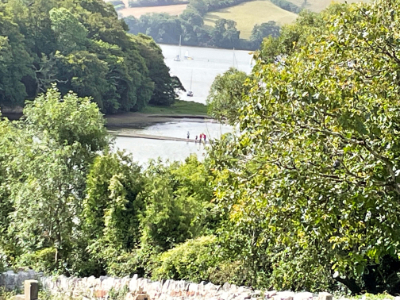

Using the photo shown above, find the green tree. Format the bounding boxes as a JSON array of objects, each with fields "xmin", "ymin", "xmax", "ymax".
[
  {"xmin": 211, "ymin": 19, "xmax": 240, "ymax": 49},
  {"xmin": 211, "ymin": 0, "xmax": 400, "ymax": 293},
  {"xmin": 49, "ymin": 7, "xmax": 88, "ymax": 54},
  {"xmin": 0, "ymin": 0, "xmax": 174, "ymax": 113},
  {"xmin": 180, "ymin": 9, "xmax": 204, "ymax": 27},
  {"xmin": 257, "ymin": 10, "xmax": 323, "ymax": 64},
  {"xmin": 207, "ymin": 67, "xmax": 249, "ymax": 125},
  {"xmin": 133, "ymin": 34, "xmax": 184, "ymax": 106},
  {"xmin": 5, "ymin": 87, "xmax": 108, "ymax": 271},
  {"xmin": 139, "ymin": 156, "xmax": 215, "ymax": 253},
  {"xmin": 189, "ymin": 0, "xmax": 207, "ymax": 15},
  {"xmin": 55, "ymin": 50, "xmax": 110, "ymax": 109},
  {"xmin": 0, "ymin": 6, "xmax": 33, "ymax": 107},
  {"xmin": 82, "ymin": 151, "xmax": 145, "ymax": 276},
  {"xmin": 250, "ymin": 21, "xmax": 280, "ymax": 49}
]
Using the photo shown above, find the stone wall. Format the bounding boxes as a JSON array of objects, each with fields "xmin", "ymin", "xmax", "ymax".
[
  {"xmin": 1, "ymin": 271, "xmax": 326, "ymax": 300},
  {"xmin": 0, "ymin": 270, "xmax": 39, "ymax": 292}
]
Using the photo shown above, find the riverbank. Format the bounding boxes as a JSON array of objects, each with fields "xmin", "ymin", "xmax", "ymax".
[
  {"xmin": 1, "ymin": 100, "xmax": 210, "ymax": 128},
  {"xmin": 106, "ymin": 100, "xmax": 211, "ymax": 128},
  {"xmin": 106, "ymin": 113, "xmax": 213, "ymax": 129}
]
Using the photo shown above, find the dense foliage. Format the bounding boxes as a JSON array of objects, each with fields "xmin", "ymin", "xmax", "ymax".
[
  {"xmin": 209, "ymin": 0, "xmax": 400, "ymax": 294},
  {"xmin": 0, "ymin": 87, "xmax": 216, "ymax": 277},
  {"xmin": 4, "ymin": 0, "xmax": 400, "ymax": 297},
  {"xmin": 0, "ymin": 0, "xmax": 182, "ymax": 113},
  {"xmin": 206, "ymin": 67, "xmax": 250, "ymax": 125},
  {"xmin": 270, "ymin": 0, "xmax": 301, "ymax": 13}
]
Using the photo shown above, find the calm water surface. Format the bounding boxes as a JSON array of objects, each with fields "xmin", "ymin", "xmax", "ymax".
[
  {"xmin": 160, "ymin": 44, "xmax": 253, "ymax": 104},
  {"xmin": 113, "ymin": 121, "xmax": 236, "ymax": 165},
  {"xmin": 113, "ymin": 45, "xmax": 248, "ymax": 163}
]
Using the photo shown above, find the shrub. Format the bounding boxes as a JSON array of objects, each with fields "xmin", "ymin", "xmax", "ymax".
[
  {"xmin": 17, "ymin": 248, "xmax": 58, "ymax": 273},
  {"xmin": 152, "ymin": 236, "xmax": 219, "ymax": 282}
]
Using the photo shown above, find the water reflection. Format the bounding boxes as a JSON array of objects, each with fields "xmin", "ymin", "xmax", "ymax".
[{"xmin": 116, "ymin": 121, "xmax": 233, "ymax": 139}]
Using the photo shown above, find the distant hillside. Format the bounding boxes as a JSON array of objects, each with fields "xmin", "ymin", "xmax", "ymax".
[
  {"xmin": 105, "ymin": 0, "xmax": 188, "ymax": 17},
  {"xmin": 204, "ymin": 0, "xmax": 297, "ymax": 39}
]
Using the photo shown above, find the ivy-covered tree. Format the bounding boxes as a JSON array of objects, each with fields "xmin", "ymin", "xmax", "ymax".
[{"xmin": 82, "ymin": 151, "xmax": 145, "ymax": 276}]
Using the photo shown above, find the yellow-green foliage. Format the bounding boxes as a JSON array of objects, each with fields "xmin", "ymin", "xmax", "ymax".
[
  {"xmin": 204, "ymin": 0, "xmax": 297, "ymax": 39},
  {"xmin": 153, "ymin": 236, "xmax": 218, "ymax": 282}
]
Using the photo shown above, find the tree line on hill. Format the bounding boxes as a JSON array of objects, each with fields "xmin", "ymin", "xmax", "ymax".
[
  {"xmin": 128, "ymin": 0, "xmax": 189, "ymax": 7},
  {"xmin": 124, "ymin": 0, "xmax": 283, "ymax": 50},
  {"xmin": 109, "ymin": 0, "xmax": 300, "ymax": 49},
  {"xmin": 2, "ymin": 0, "xmax": 400, "ymax": 296},
  {"xmin": 109, "ymin": 0, "xmax": 190, "ymax": 11},
  {"xmin": 0, "ymin": 0, "xmax": 183, "ymax": 113}
]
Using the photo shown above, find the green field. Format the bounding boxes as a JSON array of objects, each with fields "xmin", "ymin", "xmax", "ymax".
[
  {"xmin": 286, "ymin": 0, "xmax": 370, "ymax": 12},
  {"xmin": 204, "ymin": 0, "xmax": 298, "ymax": 39}
]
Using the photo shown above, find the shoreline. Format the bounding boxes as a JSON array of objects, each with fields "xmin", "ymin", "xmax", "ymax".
[
  {"xmin": 2, "ymin": 112, "xmax": 214, "ymax": 129},
  {"xmin": 106, "ymin": 112, "xmax": 214, "ymax": 129}
]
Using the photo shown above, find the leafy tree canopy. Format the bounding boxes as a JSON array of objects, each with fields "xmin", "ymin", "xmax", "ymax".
[
  {"xmin": 0, "ymin": 0, "xmax": 181, "ymax": 113},
  {"xmin": 206, "ymin": 67, "xmax": 250, "ymax": 125},
  {"xmin": 210, "ymin": 0, "xmax": 400, "ymax": 294}
]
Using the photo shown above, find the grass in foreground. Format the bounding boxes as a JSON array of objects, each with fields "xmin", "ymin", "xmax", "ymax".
[
  {"xmin": 141, "ymin": 99, "xmax": 208, "ymax": 115},
  {"xmin": 204, "ymin": 0, "xmax": 298, "ymax": 39}
]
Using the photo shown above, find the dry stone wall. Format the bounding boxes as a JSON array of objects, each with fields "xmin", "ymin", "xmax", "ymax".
[{"xmin": 1, "ymin": 270, "xmax": 332, "ymax": 300}]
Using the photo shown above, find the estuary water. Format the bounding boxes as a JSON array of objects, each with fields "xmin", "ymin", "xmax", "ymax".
[
  {"xmin": 113, "ymin": 45, "xmax": 251, "ymax": 164},
  {"xmin": 113, "ymin": 120, "xmax": 236, "ymax": 165},
  {"xmin": 160, "ymin": 44, "xmax": 254, "ymax": 104}
]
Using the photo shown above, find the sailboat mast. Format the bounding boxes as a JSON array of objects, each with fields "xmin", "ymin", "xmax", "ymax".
[{"xmin": 179, "ymin": 35, "xmax": 182, "ymax": 59}]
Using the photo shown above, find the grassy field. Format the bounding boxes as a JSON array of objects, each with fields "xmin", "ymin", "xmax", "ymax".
[
  {"xmin": 118, "ymin": 3, "xmax": 187, "ymax": 17},
  {"xmin": 141, "ymin": 100, "xmax": 208, "ymax": 115},
  {"xmin": 286, "ymin": 0, "xmax": 370, "ymax": 12},
  {"xmin": 204, "ymin": 0, "xmax": 298, "ymax": 39}
]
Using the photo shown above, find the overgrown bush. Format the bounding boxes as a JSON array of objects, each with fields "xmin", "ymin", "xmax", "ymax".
[
  {"xmin": 152, "ymin": 236, "xmax": 219, "ymax": 281},
  {"xmin": 17, "ymin": 248, "xmax": 58, "ymax": 273}
]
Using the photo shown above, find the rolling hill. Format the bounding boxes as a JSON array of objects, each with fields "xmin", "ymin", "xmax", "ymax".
[{"xmin": 204, "ymin": 0, "xmax": 298, "ymax": 39}]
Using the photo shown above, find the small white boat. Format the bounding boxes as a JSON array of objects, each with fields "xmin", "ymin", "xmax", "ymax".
[{"xmin": 184, "ymin": 50, "xmax": 193, "ymax": 60}]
